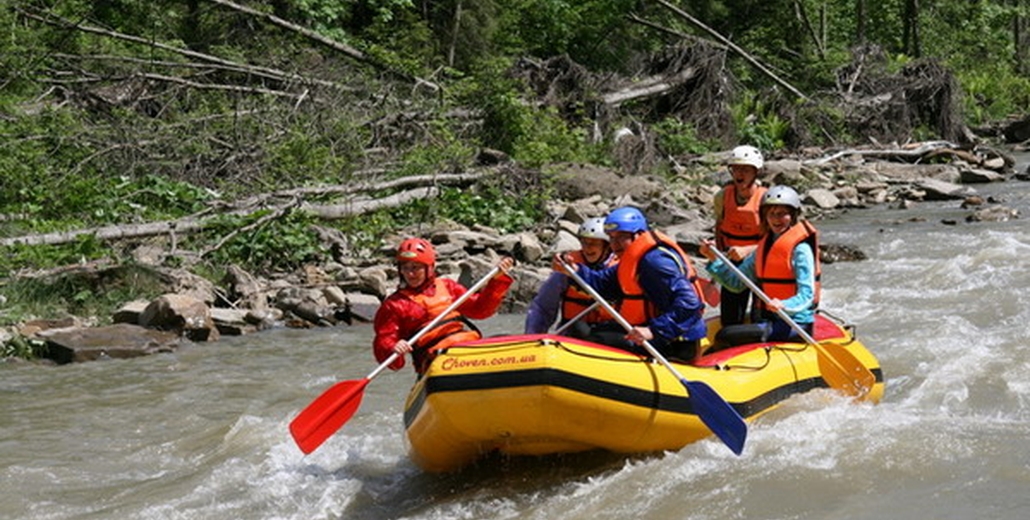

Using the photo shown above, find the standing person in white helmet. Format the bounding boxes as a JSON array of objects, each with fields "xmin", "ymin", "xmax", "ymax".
[
  {"xmin": 711, "ymin": 145, "xmax": 768, "ymax": 327},
  {"xmin": 700, "ymin": 185, "xmax": 821, "ymax": 346},
  {"xmin": 524, "ymin": 217, "xmax": 619, "ymax": 337}
]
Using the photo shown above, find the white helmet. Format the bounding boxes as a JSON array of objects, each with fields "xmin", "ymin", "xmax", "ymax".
[
  {"xmin": 728, "ymin": 145, "xmax": 764, "ymax": 170},
  {"xmin": 761, "ymin": 185, "xmax": 802, "ymax": 210},
  {"xmin": 577, "ymin": 217, "xmax": 609, "ymax": 241}
]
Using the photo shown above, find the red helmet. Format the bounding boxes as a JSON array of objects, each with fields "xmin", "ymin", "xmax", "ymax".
[{"xmin": 396, "ymin": 237, "xmax": 435, "ymax": 266}]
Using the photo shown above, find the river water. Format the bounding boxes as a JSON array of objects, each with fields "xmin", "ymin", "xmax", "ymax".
[{"xmin": 3, "ymin": 153, "xmax": 1030, "ymax": 520}]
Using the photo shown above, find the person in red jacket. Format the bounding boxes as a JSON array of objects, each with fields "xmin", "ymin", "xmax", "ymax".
[{"xmin": 373, "ymin": 237, "xmax": 514, "ymax": 375}]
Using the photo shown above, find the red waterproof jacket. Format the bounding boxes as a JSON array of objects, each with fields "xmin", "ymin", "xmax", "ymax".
[{"xmin": 373, "ymin": 273, "xmax": 513, "ymax": 373}]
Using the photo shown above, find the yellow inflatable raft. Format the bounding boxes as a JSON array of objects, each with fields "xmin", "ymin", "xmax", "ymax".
[{"xmin": 403, "ymin": 314, "xmax": 884, "ymax": 472}]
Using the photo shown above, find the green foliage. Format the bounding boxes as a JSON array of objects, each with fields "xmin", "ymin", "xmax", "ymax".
[
  {"xmin": 265, "ymin": 122, "xmax": 368, "ymax": 185},
  {"xmin": 0, "ymin": 239, "xmax": 115, "ymax": 280},
  {"xmin": 497, "ymin": 0, "xmax": 649, "ymax": 70},
  {"xmin": 1, "ymin": 335, "xmax": 48, "ymax": 360},
  {"xmin": 394, "ymin": 138, "xmax": 476, "ymax": 178},
  {"xmin": 0, "ymin": 264, "xmax": 168, "ymax": 328},
  {"xmin": 452, "ymin": 59, "xmax": 596, "ymax": 167},
  {"xmin": 202, "ymin": 211, "xmax": 327, "ymax": 272},
  {"xmin": 959, "ymin": 65, "xmax": 1030, "ymax": 125},
  {"xmin": 730, "ymin": 94, "xmax": 789, "ymax": 152},
  {"xmin": 653, "ymin": 117, "xmax": 718, "ymax": 156},
  {"xmin": 407, "ymin": 185, "xmax": 545, "ymax": 234}
]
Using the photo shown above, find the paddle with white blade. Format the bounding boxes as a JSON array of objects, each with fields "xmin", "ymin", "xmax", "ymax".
[
  {"xmin": 708, "ymin": 247, "xmax": 875, "ymax": 398},
  {"xmin": 289, "ymin": 265, "xmax": 502, "ymax": 454},
  {"xmin": 557, "ymin": 256, "xmax": 747, "ymax": 455}
]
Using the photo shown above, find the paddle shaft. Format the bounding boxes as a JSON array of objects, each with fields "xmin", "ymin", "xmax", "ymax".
[
  {"xmin": 559, "ymin": 259, "xmax": 698, "ymax": 390},
  {"xmin": 553, "ymin": 301, "xmax": 601, "ymax": 335},
  {"xmin": 366, "ymin": 265, "xmax": 503, "ymax": 380}
]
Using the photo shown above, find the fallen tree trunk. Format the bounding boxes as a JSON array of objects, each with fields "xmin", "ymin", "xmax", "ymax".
[
  {"xmin": 301, "ymin": 187, "xmax": 438, "ymax": 219},
  {"xmin": 808, "ymin": 141, "xmax": 960, "ymax": 165},
  {"xmin": 20, "ymin": 8, "xmax": 346, "ymax": 92},
  {"xmin": 0, "ymin": 172, "xmax": 490, "ymax": 248},
  {"xmin": 601, "ymin": 66, "xmax": 699, "ymax": 106}
]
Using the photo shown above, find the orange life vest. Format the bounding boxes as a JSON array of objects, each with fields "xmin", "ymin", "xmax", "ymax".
[
  {"xmin": 561, "ymin": 251, "xmax": 617, "ymax": 324},
  {"xmin": 405, "ymin": 278, "xmax": 481, "ymax": 372},
  {"xmin": 754, "ymin": 220, "xmax": 822, "ymax": 311},
  {"xmin": 616, "ymin": 230, "xmax": 706, "ymax": 325},
  {"xmin": 717, "ymin": 184, "xmax": 767, "ymax": 249}
]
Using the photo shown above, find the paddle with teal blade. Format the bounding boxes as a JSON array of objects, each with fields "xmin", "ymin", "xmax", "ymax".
[
  {"xmin": 708, "ymin": 248, "xmax": 875, "ymax": 398},
  {"xmin": 289, "ymin": 265, "xmax": 502, "ymax": 454},
  {"xmin": 558, "ymin": 256, "xmax": 747, "ymax": 455}
]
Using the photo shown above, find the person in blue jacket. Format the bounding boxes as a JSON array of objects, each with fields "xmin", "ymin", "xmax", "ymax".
[
  {"xmin": 524, "ymin": 217, "xmax": 617, "ymax": 337},
  {"xmin": 557, "ymin": 206, "xmax": 708, "ymax": 362}
]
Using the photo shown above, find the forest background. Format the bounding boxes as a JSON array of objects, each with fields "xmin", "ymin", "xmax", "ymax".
[{"xmin": 1, "ymin": 0, "xmax": 1029, "ymax": 343}]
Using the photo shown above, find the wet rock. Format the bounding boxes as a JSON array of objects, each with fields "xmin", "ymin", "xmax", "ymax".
[
  {"xmin": 914, "ymin": 178, "xmax": 977, "ymax": 200},
  {"xmin": 139, "ymin": 294, "xmax": 219, "ymax": 342},
  {"xmin": 38, "ymin": 323, "xmax": 185, "ymax": 364},
  {"xmin": 820, "ymin": 244, "xmax": 868, "ymax": 263},
  {"xmin": 335, "ymin": 293, "xmax": 380, "ymax": 324},
  {"xmin": 959, "ymin": 168, "xmax": 1005, "ymax": 183},
  {"xmin": 966, "ymin": 206, "xmax": 1020, "ymax": 222},
  {"xmin": 961, "ymin": 195, "xmax": 985, "ymax": 208},
  {"xmin": 210, "ymin": 308, "xmax": 258, "ymax": 335},
  {"xmin": 112, "ymin": 300, "xmax": 148, "ymax": 324},
  {"xmin": 18, "ymin": 317, "xmax": 81, "ymax": 337},
  {"xmin": 224, "ymin": 264, "xmax": 267, "ymax": 310},
  {"xmin": 805, "ymin": 188, "xmax": 841, "ymax": 209}
]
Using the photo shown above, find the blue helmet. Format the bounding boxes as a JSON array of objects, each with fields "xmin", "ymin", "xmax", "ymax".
[{"xmin": 604, "ymin": 207, "xmax": 648, "ymax": 233}]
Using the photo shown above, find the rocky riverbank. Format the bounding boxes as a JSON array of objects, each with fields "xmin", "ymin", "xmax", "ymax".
[{"xmin": 4, "ymin": 142, "xmax": 1027, "ymax": 364}]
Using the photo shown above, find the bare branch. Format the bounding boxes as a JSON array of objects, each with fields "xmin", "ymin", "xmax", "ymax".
[
  {"xmin": 206, "ymin": 0, "xmax": 440, "ymax": 92},
  {"xmin": 654, "ymin": 0, "xmax": 809, "ymax": 102},
  {"xmin": 625, "ymin": 14, "xmax": 728, "ymax": 50},
  {"xmin": 19, "ymin": 8, "xmax": 346, "ymax": 91},
  {"xmin": 301, "ymin": 187, "xmax": 439, "ymax": 219}
]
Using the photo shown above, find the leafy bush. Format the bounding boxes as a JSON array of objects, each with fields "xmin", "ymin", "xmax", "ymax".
[
  {"xmin": 0, "ymin": 264, "xmax": 168, "ymax": 327},
  {"xmin": 731, "ymin": 94, "xmax": 789, "ymax": 152},
  {"xmin": 202, "ymin": 211, "xmax": 327, "ymax": 273},
  {"xmin": 653, "ymin": 117, "xmax": 717, "ymax": 156}
]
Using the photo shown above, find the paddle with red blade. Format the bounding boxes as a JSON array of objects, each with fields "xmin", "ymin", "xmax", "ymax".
[
  {"xmin": 709, "ymin": 248, "xmax": 875, "ymax": 398},
  {"xmin": 289, "ymin": 265, "xmax": 502, "ymax": 454},
  {"xmin": 558, "ymin": 257, "xmax": 747, "ymax": 455},
  {"xmin": 698, "ymin": 276, "xmax": 721, "ymax": 307}
]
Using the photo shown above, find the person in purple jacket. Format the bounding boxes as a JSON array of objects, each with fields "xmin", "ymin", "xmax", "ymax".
[{"xmin": 524, "ymin": 217, "xmax": 617, "ymax": 338}]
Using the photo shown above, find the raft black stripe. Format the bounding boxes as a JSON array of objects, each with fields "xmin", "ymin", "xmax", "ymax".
[{"xmin": 403, "ymin": 367, "xmax": 883, "ymax": 427}]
